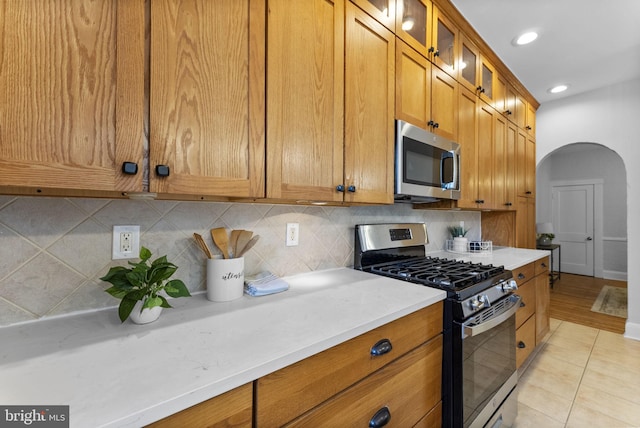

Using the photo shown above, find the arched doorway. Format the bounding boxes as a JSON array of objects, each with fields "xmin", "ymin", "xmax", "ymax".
[{"xmin": 537, "ymin": 143, "xmax": 627, "ymax": 280}]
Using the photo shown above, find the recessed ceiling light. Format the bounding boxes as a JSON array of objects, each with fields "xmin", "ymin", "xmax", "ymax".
[
  {"xmin": 513, "ymin": 31, "xmax": 538, "ymax": 46},
  {"xmin": 549, "ymin": 84, "xmax": 569, "ymax": 94}
]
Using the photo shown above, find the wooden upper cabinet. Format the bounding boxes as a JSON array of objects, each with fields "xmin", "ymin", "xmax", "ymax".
[
  {"xmin": 431, "ymin": 5, "xmax": 459, "ymax": 78},
  {"xmin": 476, "ymin": 101, "xmax": 494, "ymax": 208},
  {"xmin": 0, "ymin": 0, "xmax": 145, "ymax": 195},
  {"xmin": 345, "ymin": 2, "xmax": 395, "ymax": 204},
  {"xmin": 478, "ymin": 55, "xmax": 496, "ymax": 106},
  {"xmin": 526, "ymin": 103, "xmax": 537, "ymax": 138},
  {"xmin": 396, "ymin": 0, "xmax": 430, "ymax": 57},
  {"xmin": 396, "ymin": 40, "xmax": 432, "ymax": 129},
  {"xmin": 514, "ymin": 92, "xmax": 527, "ymax": 130},
  {"xmin": 456, "ymin": 87, "xmax": 479, "ymax": 209},
  {"xmin": 430, "ymin": 67, "xmax": 458, "ymax": 141},
  {"xmin": 395, "ymin": 39, "xmax": 457, "ymax": 140},
  {"xmin": 266, "ymin": 0, "xmax": 344, "ymax": 202},
  {"xmin": 458, "ymin": 34, "xmax": 479, "ymax": 94},
  {"xmin": 515, "ymin": 129, "xmax": 535, "ymax": 198},
  {"xmin": 395, "ymin": 1, "xmax": 459, "ymax": 78},
  {"xmin": 351, "ymin": 0, "xmax": 396, "ymax": 31},
  {"xmin": 150, "ymin": 0, "xmax": 265, "ymax": 198}
]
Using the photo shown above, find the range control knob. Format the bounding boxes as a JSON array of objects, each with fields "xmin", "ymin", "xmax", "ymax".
[
  {"xmin": 502, "ymin": 279, "xmax": 518, "ymax": 292},
  {"xmin": 469, "ymin": 298, "xmax": 482, "ymax": 310}
]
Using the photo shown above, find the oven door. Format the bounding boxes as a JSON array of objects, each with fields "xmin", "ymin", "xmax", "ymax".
[{"xmin": 457, "ymin": 294, "xmax": 520, "ymax": 428}]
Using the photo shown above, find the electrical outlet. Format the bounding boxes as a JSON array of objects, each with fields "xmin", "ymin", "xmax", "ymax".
[
  {"xmin": 112, "ymin": 225, "xmax": 140, "ymax": 259},
  {"xmin": 286, "ymin": 223, "xmax": 299, "ymax": 246}
]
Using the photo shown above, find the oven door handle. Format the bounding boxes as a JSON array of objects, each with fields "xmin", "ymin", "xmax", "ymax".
[{"xmin": 463, "ymin": 294, "xmax": 521, "ymax": 338}]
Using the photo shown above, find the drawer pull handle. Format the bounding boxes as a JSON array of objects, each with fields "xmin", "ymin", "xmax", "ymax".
[
  {"xmin": 520, "ymin": 301, "xmax": 526, "ymax": 308},
  {"xmin": 518, "ymin": 273, "xmax": 525, "ymax": 280},
  {"xmin": 369, "ymin": 406, "xmax": 391, "ymax": 427},
  {"xmin": 541, "ymin": 263, "xmax": 547, "ymax": 268},
  {"xmin": 518, "ymin": 341, "xmax": 526, "ymax": 349},
  {"xmin": 370, "ymin": 339, "xmax": 393, "ymax": 357}
]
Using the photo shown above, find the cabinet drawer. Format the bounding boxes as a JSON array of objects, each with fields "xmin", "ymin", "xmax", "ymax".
[
  {"xmin": 515, "ymin": 280, "xmax": 536, "ymax": 329},
  {"xmin": 534, "ymin": 256, "xmax": 550, "ymax": 276},
  {"xmin": 516, "ymin": 314, "xmax": 536, "ymax": 368},
  {"xmin": 286, "ymin": 336, "xmax": 443, "ymax": 427},
  {"xmin": 513, "ymin": 262, "xmax": 535, "ymax": 285},
  {"xmin": 414, "ymin": 401, "xmax": 442, "ymax": 428},
  {"xmin": 146, "ymin": 382, "xmax": 252, "ymax": 428},
  {"xmin": 256, "ymin": 303, "xmax": 443, "ymax": 427}
]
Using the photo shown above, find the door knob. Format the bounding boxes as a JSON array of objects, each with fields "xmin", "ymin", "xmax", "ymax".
[{"xmin": 586, "ymin": 237, "xmax": 593, "ymax": 241}]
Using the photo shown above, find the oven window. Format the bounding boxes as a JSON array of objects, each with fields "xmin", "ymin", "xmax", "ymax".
[
  {"xmin": 403, "ymin": 136, "xmax": 453, "ymax": 187},
  {"xmin": 462, "ymin": 314, "xmax": 516, "ymax": 427}
]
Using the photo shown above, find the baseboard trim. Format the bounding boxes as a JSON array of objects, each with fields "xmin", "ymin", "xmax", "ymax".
[
  {"xmin": 603, "ymin": 270, "xmax": 628, "ymax": 281},
  {"xmin": 624, "ymin": 321, "xmax": 640, "ymax": 342}
]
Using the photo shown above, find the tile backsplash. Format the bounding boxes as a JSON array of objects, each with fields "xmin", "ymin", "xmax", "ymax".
[{"xmin": 0, "ymin": 196, "xmax": 480, "ymax": 327}]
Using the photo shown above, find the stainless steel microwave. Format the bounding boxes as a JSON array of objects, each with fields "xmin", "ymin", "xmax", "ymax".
[{"xmin": 394, "ymin": 120, "xmax": 460, "ymax": 203}]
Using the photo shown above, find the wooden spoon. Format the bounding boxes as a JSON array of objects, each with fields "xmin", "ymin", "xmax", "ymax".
[
  {"xmin": 211, "ymin": 227, "xmax": 230, "ymax": 259},
  {"xmin": 235, "ymin": 230, "xmax": 253, "ymax": 258},
  {"xmin": 193, "ymin": 233, "xmax": 213, "ymax": 259},
  {"xmin": 230, "ymin": 229, "xmax": 243, "ymax": 258},
  {"xmin": 237, "ymin": 235, "xmax": 260, "ymax": 257}
]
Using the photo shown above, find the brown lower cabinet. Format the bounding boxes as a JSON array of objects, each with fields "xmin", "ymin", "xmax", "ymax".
[
  {"xmin": 148, "ymin": 303, "xmax": 443, "ymax": 427},
  {"xmin": 146, "ymin": 382, "xmax": 252, "ymax": 428},
  {"xmin": 514, "ymin": 256, "xmax": 550, "ymax": 367}
]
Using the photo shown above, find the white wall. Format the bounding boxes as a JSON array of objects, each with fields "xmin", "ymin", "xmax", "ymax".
[{"xmin": 536, "ymin": 77, "xmax": 640, "ymax": 340}]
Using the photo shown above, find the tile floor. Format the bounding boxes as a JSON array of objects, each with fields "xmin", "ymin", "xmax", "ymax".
[{"xmin": 514, "ymin": 318, "xmax": 640, "ymax": 427}]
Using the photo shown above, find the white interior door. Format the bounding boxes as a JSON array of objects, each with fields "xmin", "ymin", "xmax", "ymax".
[{"xmin": 552, "ymin": 184, "xmax": 594, "ymax": 276}]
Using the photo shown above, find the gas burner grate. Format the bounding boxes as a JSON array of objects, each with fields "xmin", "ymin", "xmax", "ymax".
[{"xmin": 367, "ymin": 256, "xmax": 504, "ymax": 290}]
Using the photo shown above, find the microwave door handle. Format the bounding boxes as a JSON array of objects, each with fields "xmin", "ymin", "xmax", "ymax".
[{"xmin": 452, "ymin": 151, "xmax": 459, "ymax": 191}]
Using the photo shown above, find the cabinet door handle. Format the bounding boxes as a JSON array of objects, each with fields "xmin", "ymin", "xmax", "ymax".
[
  {"xmin": 475, "ymin": 199, "xmax": 484, "ymax": 204},
  {"xmin": 433, "ymin": 122, "xmax": 439, "ymax": 128},
  {"xmin": 370, "ymin": 339, "xmax": 393, "ymax": 357},
  {"xmin": 526, "ymin": 125, "xmax": 532, "ymax": 130},
  {"xmin": 369, "ymin": 406, "xmax": 391, "ymax": 428},
  {"xmin": 525, "ymin": 191, "xmax": 532, "ymax": 195},
  {"xmin": 347, "ymin": 185, "xmax": 356, "ymax": 193},
  {"xmin": 336, "ymin": 184, "xmax": 345, "ymax": 192},
  {"xmin": 121, "ymin": 162, "xmax": 138, "ymax": 175},
  {"xmin": 520, "ymin": 301, "xmax": 526, "ymax": 308},
  {"xmin": 518, "ymin": 273, "xmax": 525, "ymax": 280},
  {"xmin": 505, "ymin": 202, "xmax": 512, "ymax": 206},
  {"xmin": 541, "ymin": 263, "xmax": 547, "ymax": 267},
  {"xmin": 427, "ymin": 120, "xmax": 435, "ymax": 127},
  {"xmin": 433, "ymin": 49, "xmax": 440, "ymax": 57},
  {"xmin": 518, "ymin": 341, "xmax": 526, "ymax": 349},
  {"xmin": 155, "ymin": 165, "xmax": 170, "ymax": 177}
]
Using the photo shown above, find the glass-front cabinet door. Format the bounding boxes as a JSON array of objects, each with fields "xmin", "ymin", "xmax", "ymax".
[
  {"xmin": 352, "ymin": 0, "xmax": 395, "ymax": 31},
  {"xmin": 459, "ymin": 35, "xmax": 479, "ymax": 93},
  {"xmin": 479, "ymin": 57, "xmax": 496, "ymax": 105},
  {"xmin": 431, "ymin": 6, "xmax": 458, "ymax": 78},
  {"xmin": 396, "ymin": 0, "xmax": 430, "ymax": 56}
]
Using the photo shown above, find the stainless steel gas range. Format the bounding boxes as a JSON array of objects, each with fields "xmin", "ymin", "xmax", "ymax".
[{"xmin": 355, "ymin": 223, "xmax": 520, "ymax": 428}]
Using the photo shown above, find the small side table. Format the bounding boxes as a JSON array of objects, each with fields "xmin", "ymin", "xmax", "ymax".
[{"xmin": 536, "ymin": 244, "xmax": 561, "ymax": 287}]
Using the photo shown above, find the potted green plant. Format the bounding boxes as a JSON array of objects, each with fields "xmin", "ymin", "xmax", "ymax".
[
  {"xmin": 100, "ymin": 247, "xmax": 191, "ymax": 324},
  {"xmin": 448, "ymin": 225, "xmax": 470, "ymax": 253}
]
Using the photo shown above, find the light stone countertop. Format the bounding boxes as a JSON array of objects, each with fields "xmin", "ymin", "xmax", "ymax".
[
  {"xmin": 428, "ymin": 246, "xmax": 550, "ymax": 271},
  {"xmin": 0, "ymin": 268, "xmax": 445, "ymax": 428}
]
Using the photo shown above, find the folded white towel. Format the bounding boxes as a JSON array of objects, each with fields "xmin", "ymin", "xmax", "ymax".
[{"xmin": 244, "ymin": 271, "xmax": 289, "ymax": 296}]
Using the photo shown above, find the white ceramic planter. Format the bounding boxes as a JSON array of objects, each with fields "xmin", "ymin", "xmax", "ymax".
[
  {"xmin": 453, "ymin": 237, "xmax": 468, "ymax": 253},
  {"xmin": 129, "ymin": 300, "xmax": 163, "ymax": 324}
]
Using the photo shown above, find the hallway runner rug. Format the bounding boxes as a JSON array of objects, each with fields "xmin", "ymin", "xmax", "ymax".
[{"xmin": 590, "ymin": 285, "xmax": 627, "ymax": 318}]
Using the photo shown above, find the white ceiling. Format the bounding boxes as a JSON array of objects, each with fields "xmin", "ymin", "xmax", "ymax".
[{"xmin": 449, "ymin": 0, "xmax": 640, "ymax": 105}]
